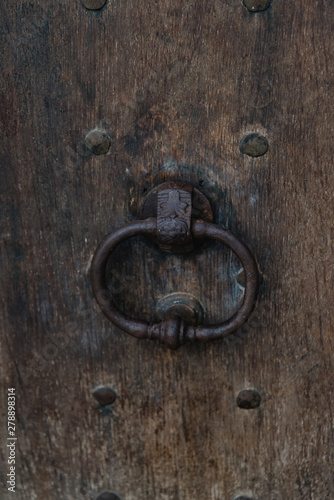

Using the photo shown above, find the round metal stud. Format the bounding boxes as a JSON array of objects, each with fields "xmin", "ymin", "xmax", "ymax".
[
  {"xmin": 85, "ymin": 130, "xmax": 111, "ymax": 155},
  {"xmin": 237, "ymin": 389, "xmax": 261, "ymax": 409},
  {"xmin": 156, "ymin": 293, "xmax": 204, "ymax": 326},
  {"xmin": 93, "ymin": 386, "xmax": 117, "ymax": 406},
  {"xmin": 81, "ymin": 0, "xmax": 107, "ymax": 10},
  {"xmin": 243, "ymin": 0, "xmax": 271, "ymax": 12},
  {"xmin": 240, "ymin": 133, "xmax": 268, "ymax": 157},
  {"xmin": 96, "ymin": 492, "xmax": 121, "ymax": 500}
]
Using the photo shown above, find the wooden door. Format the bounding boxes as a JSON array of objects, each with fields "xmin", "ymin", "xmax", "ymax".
[{"xmin": 1, "ymin": 1, "xmax": 333, "ymax": 499}]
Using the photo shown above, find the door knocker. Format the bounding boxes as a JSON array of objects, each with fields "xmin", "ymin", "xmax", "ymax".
[{"xmin": 90, "ymin": 182, "xmax": 259, "ymax": 349}]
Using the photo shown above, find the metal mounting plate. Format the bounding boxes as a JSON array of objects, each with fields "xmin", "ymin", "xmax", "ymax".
[{"xmin": 141, "ymin": 181, "xmax": 213, "ymax": 223}]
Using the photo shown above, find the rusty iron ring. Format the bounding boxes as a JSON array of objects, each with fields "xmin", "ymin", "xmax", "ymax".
[{"xmin": 90, "ymin": 218, "xmax": 259, "ymax": 347}]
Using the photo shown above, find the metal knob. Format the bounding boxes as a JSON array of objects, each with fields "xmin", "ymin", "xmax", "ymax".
[{"xmin": 90, "ymin": 182, "xmax": 259, "ymax": 349}]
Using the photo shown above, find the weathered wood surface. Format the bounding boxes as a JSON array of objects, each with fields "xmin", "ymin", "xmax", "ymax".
[{"xmin": 1, "ymin": 1, "xmax": 334, "ymax": 499}]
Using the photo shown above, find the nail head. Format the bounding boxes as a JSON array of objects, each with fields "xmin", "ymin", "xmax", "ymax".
[
  {"xmin": 81, "ymin": 0, "xmax": 106, "ymax": 10},
  {"xmin": 240, "ymin": 133, "xmax": 268, "ymax": 157},
  {"xmin": 96, "ymin": 493, "xmax": 121, "ymax": 500},
  {"xmin": 157, "ymin": 293, "xmax": 204, "ymax": 326},
  {"xmin": 85, "ymin": 130, "xmax": 111, "ymax": 155},
  {"xmin": 243, "ymin": 0, "xmax": 271, "ymax": 12},
  {"xmin": 93, "ymin": 386, "xmax": 117, "ymax": 406},
  {"xmin": 237, "ymin": 389, "xmax": 261, "ymax": 409}
]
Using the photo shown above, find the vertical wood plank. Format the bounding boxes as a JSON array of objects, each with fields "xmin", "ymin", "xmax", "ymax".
[{"xmin": 0, "ymin": 1, "xmax": 333, "ymax": 499}]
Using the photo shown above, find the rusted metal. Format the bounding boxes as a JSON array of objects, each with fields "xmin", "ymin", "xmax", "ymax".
[
  {"xmin": 243, "ymin": 0, "xmax": 271, "ymax": 12},
  {"xmin": 96, "ymin": 492, "xmax": 121, "ymax": 500},
  {"xmin": 157, "ymin": 188, "xmax": 192, "ymax": 253},
  {"xmin": 239, "ymin": 132, "xmax": 269, "ymax": 157},
  {"xmin": 156, "ymin": 293, "xmax": 204, "ymax": 326},
  {"xmin": 85, "ymin": 129, "xmax": 110, "ymax": 155},
  {"xmin": 141, "ymin": 181, "xmax": 213, "ymax": 223},
  {"xmin": 81, "ymin": 0, "xmax": 106, "ymax": 10},
  {"xmin": 92, "ymin": 386, "xmax": 117, "ymax": 406},
  {"xmin": 236, "ymin": 389, "xmax": 261, "ymax": 409},
  {"xmin": 90, "ymin": 183, "xmax": 259, "ymax": 349}
]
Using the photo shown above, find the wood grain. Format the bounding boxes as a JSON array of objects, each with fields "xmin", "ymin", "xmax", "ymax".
[{"xmin": 1, "ymin": 1, "xmax": 333, "ymax": 499}]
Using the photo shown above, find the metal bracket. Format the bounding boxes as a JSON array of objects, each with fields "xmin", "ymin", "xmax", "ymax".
[{"xmin": 141, "ymin": 181, "xmax": 213, "ymax": 253}]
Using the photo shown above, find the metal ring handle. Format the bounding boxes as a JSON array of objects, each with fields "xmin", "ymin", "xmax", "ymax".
[
  {"xmin": 90, "ymin": 218, "xmax": 157, "ymax": 339},
  {"xmin": 90, "ymin": 218, "xmax": 259, "ymax": 349}
]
